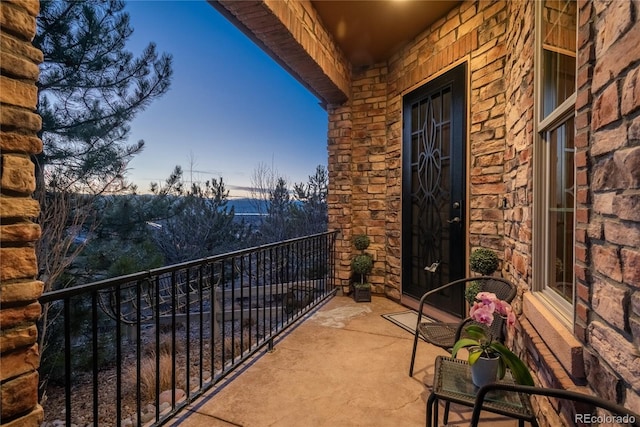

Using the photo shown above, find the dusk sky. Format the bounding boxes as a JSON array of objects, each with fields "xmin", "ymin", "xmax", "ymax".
[{"xmin": 124, "ymin": 0, "xmax": 328, "ymax": 197}]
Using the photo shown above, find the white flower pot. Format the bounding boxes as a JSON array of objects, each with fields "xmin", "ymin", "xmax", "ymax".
[{"xmin": 470, "ymin": 355, "xmax": 499, "ymax": 388}]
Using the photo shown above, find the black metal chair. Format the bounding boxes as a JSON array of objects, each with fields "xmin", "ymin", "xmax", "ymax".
[
  {"xmin": 409, "ymin": 276, "xmax": 517, "ymax": 376},
  {"xmin": 471, "ymin": 383, "xmax": 640, "ymax": 427}
]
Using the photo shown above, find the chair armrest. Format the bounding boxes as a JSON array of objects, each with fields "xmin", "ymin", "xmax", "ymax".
[
  {"xmin": 415, "ymin": 276, "xmax": 502, "ymax": 325},
  {"xmin": 417, "ymin": 277, "xmax": 474, "ymax": 308},
  {"xmin": 471, "ymin": 383, "xmax": 640, "ymax": 427},
  {"xmin": 415, "ymin": 281, "xmax": 461, "ymax": 325},
  {"xmin": 415, "ymin": 278, "xmax": 471, "ymax": 327},
  {"xmin": 453, "ymin": 317, "xmax": 473, "ymax": 341}
]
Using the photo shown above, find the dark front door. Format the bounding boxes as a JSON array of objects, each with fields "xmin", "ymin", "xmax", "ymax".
[{"xmin": 402, "ymin": 63, "xmax": 467, "ymax": 317}]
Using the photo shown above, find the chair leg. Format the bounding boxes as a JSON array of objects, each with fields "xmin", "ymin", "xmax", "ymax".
[
  {"xmin": 425, "ymin": 393, "xmax": 436, "ymax": 427},
  {"xmin": 444, "ymin": 401, "xmax": 450, "ymax": 424},
  {"xmin": 410, "ymin": 330, "xmax": 420, "ymax": 376}
]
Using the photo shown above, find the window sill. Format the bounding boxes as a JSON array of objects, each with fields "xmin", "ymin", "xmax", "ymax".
[{"xmin": 523, "ymin": 292, "xmax": 585, "ymax": 380}]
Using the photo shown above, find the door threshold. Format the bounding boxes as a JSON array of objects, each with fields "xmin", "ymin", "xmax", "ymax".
[{"xmin": 401, "ymin": 295, "xmax": 462, "ymax": 323}]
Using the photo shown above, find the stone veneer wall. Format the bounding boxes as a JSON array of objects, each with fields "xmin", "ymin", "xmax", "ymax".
[
  {"xmin": 327, "ymin": 103, "xmax": 354, "ymax": 289},
  {"xmin": 327, "ymin": 0, "xmax": 640, "ymax": 423},
  {"xmin": 214, "ymin": 0, "xmax": 351, "ymax": 106},
  {"xmin": 328, "ymin": 1, "xmax": 509, "ymax": 299},
  {"xmin": 0, "ymin": 0, "xmax": 44, "ymax": 426},
  {"xmin": 502, "ymin": 0, "xmax": 534, "ymax": 294},
  {"xmin": 502, "ymin": 0, "xmax": 640, "ymax": 424},
  {"xmin": 577, "ymin": 0, "xmax": 640, "ymax": 414},
  {"xmin": 501, "ymin": 2, "xmax": 581, "ymax": 425}
]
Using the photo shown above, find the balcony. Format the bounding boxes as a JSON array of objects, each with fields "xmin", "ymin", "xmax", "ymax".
[
  {"xmin": 169, "ymin": 295, "xmax": 524, "ymax": 427},
  {"xmin": 38, "ymin": 232, "xmax": 522, "ymax": 426}
]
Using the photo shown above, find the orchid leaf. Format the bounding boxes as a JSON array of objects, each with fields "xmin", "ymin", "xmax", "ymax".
[
  {"xmin": 491, "ymin": 342, "xmax": 534, "ymax": 386},
  {"xmin": 464, "ymin": 325, "xmax": 487, "ymax": 340},
  {"xmin": 451, "ymin": 338, "xmax": 480, "ymax": 358},
  {"xmin": 497, "ymin": 358, "xmax": 506, "ymax": 380},
  {"xmin": 468, "ymin": 349, "xmax": 482, "ymax": 365}
]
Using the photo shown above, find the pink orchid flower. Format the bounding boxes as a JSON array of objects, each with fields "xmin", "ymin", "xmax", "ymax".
[
  {"xmin": 506, "ymin": 310, "xmax": 516, "ymax": 326},
  {"xmin": 470, "ymin": 302, "xmax": 495, "ymax": 326},
  {"xmin": 475, "ymin": 292, "xmax": 498, "ymax": 303},
  {"xmin": 494, "ymin": 299, "xmax": 512, "ymax": 316}
]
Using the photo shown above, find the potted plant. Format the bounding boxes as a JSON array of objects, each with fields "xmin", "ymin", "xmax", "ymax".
[
  {"xmin": 351, "ymin": 234, "xmax": 372, "ymax": 302},
  {"xmin": 451, "ymin": 291, "xmax": 534, "ymax": 387},
  {"xmin": 469, "ymin": 248, "xmax": 500, "ymax": 276}
]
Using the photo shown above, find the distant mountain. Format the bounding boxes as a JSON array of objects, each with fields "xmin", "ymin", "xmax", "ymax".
[{"xmin": 228, "ymin": 198, "xmax": 266, "ymax": 214}]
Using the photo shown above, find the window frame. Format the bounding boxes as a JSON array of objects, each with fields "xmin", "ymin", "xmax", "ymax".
[{"xmin": 532, "ymin": 0, "xmax": 578, "ymax": 328}]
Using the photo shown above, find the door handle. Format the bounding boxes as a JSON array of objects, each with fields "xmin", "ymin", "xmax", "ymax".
[
  {"xmin": 447, "ymin": 216, "xmax": 461, "ymax": 224},
  {"xmin": 424, "ymin": 261, "xmax": 440, "ymax": 273}
]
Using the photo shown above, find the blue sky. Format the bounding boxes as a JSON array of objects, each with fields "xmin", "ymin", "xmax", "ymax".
[{"xmin": 124, "ymin": 0, "xmax": 328, "ymax": 197}]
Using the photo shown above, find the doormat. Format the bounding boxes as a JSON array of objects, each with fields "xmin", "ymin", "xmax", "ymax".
[{"xmin": 381, "ymin": 310, "xmax": 432, "ymax": 338}]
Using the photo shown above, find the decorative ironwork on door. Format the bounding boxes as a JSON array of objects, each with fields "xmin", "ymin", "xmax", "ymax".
[
  {"xmin": 418, "ymin": 94, "xmax": 450, "ymax": 277},
  {"xmin": 402, "ymin": 63, "xmax": 467, "ymax": 316}
]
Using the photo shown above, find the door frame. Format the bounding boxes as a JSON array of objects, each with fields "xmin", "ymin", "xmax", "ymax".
[{"xmin": 399, "ymin": 59, "xmax": 471, "ymax": 317}]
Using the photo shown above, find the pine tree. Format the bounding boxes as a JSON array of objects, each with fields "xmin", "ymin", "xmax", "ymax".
[
  {"xmin": 149, "ymin": 167, "xmax": 250, "ymax": 264},
  {"xmin": 34, "ymin": 0, "xmax": 173, "ymax": 194},
  {"xmin": 260, "ymin": 177, "xmax": 293, "ymax": 243},
  {"xmin": 33, "ymin": 0, "xmax": 173, "ymax": 293},
  {"xmin": 292, "ymin": 165, "xmax": 328, "ymax": 235}
]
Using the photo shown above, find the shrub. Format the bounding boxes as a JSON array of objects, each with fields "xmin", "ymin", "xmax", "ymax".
[
  {"xmin": 353, "ymin": 234, "xmax": 370, "ymax": 251},
  {"xmin": 143, "ymin": 332, "xmax": 185, "ymax": 357},
  {"xmin": 133, "ymin": 352, "xmax": 185, "ymax": 401},
  {"xmin": 469, "ymin": 248, "xmax": 500, "ymax": 276},
  {"xmin": 223, "ymin": 331, "xmax": 252, "ymax": 360},
  {"xmin": 351, "ymin": 254, "xmax": 373, "ymax": 275}
]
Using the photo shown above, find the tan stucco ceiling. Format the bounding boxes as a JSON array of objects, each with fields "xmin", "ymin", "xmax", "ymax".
[{"xmin": 311, "ymin": 0, "xmax": 461, "ymax": 67}]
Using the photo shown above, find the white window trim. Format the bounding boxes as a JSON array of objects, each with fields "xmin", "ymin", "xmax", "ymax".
[{"xmin": 532, "ymin": 0, "xmax": 578, "ymax": 330}]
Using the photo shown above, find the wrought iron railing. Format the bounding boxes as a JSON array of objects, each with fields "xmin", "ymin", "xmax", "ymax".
[{"xmin": 38, "ymin": 231, "xmax": 338, "ymax": 426}]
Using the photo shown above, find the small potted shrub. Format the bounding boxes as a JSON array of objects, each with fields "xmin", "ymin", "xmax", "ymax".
[
  {"xmin": 469, "ymin": 248, "xmax": 499, "ymax": 276},
  {"xmin": 351, "ymin": 234, "xmax": 372, "ymax": 302}
]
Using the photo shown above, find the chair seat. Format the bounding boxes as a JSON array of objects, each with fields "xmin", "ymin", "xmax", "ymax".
[
  {"xmin": 409, "ymin": 276, "xmax": 518, "ymax": 377},
  {"xmin": 418, "ymin": 322, "xmax": 460, "ymax": 349}
]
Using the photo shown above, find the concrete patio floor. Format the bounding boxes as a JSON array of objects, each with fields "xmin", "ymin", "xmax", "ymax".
[{"xmin": 169, "ymin": 295, "xmax": 523, "ymax": 427}]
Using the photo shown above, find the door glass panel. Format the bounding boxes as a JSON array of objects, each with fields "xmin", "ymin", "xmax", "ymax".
[
  {"xmin": 412, "ymin": 104, "xmax": 420, "ymax": 132},
  {"xmin": 442, "ymin": 123, "xmax": 451, "ymax": 163},
  {"xmin": 433, "ymin": 95, "xmax": 442, "ymax": 122},
  {"xmin": 412, "ymin": 135, "xmax": 420, "ymax": 165},
  {"xmin": 443, "ymin": 90, "xmax": 451, "ymax": 121},
  {"xmin": 410, "ymin": 93, "xmax": 450, "ymax": 307}
]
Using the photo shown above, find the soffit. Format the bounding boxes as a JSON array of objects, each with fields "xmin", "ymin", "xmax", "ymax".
[{"xmin": 311, "ymin": 0, "xmax": 462, "ymax": 67}]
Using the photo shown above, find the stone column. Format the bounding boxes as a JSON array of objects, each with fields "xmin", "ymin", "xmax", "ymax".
[{"xmin": 0, "ymin": 0, "xmax": 44, "ymax": 425}]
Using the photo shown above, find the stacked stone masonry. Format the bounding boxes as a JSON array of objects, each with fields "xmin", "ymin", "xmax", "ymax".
[
  {"xmin": 580, "ymin": 0, "xmax": 640, "ymax": 413},
  {"xmin": 323, "ymin": 0, "xmax": 640, "ymax": 423},
  {"xmin": 324, "ymin": 6, "xmax": 640, "ymax": 420},
  {"xmin": 0, "ymin": 0, "xmax": 639, "ymax": 425},
  {"xmin": 216, "ymin": 0, "xmax": 351, "ymax": 106},
  {"xmin": 0, "ymin": 0, "xmax": 44, "ymax": 426}
]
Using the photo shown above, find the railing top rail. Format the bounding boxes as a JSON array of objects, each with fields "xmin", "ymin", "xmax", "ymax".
[{"xmin": 40, "ymin": 230, "xmax": 339, "ymax": 303}]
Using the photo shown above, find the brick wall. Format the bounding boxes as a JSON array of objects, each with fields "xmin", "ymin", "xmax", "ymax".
[
  {"xmin": 327, "ymin": 104, "xmax": 354, "ymax": 289},
  {"xmin": 325, "ymin": 0, "xmax": 640, "ymax": 422},
  {"xmin": 503, "ymin": 0, "xmax": 535, "ymax": 295},
  {"xmin": 328, "ymin": 1, "xmax": 511, "ymax": 298},
  {"xmin": 210, "ymin": 0, "xmax": 640, "ymax": 422},
  {"xmin": 0, "ymin": 0, "xmax": 44, "ymax": 425},
  {"xmin": 579, "ymin": 0, "xmax": 640, "ymax": 413},
  {"xmin": 215, "ymin": 0, "xmax": 350, "ymax": 106}
]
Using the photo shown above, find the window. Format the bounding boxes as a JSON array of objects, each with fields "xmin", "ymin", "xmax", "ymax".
[{"xmin": 534, "ymin": 0, "xmax": 577, "ymax": 324}]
